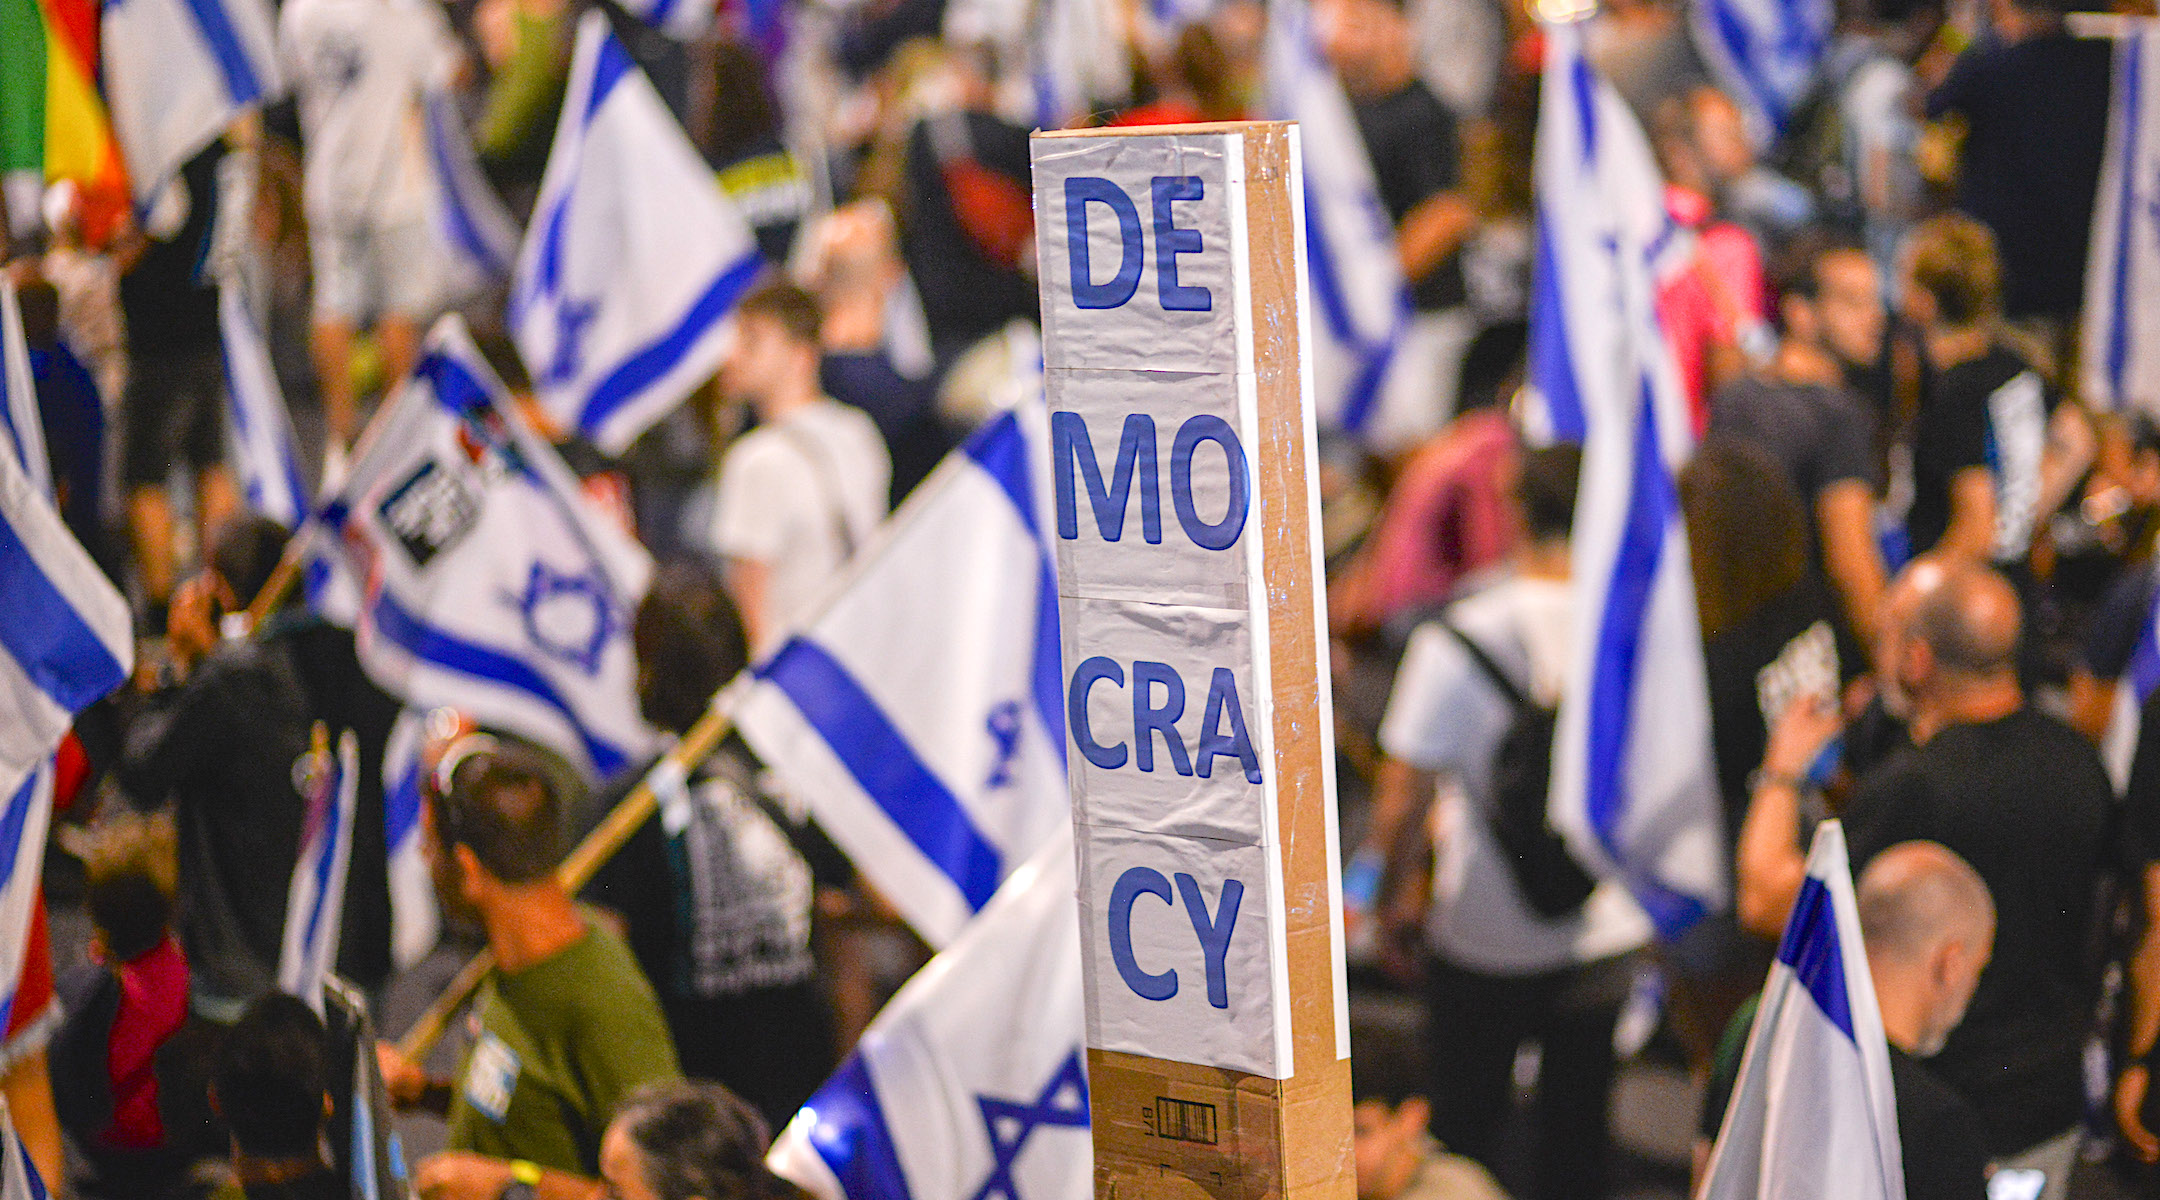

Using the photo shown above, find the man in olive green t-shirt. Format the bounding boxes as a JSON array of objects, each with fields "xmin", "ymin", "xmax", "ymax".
[{"xmin": 378, "ymin": 738, "xmax": 680, "ymax": 1200}]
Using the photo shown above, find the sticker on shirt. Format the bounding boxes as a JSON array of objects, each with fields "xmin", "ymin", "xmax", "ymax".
[
  {"xmin": 1985, "ymin": 370, "xmax": 2047, "ymax": 563},
  {"xmin": 464, "ymin": 1033, "xmax": 521, "ymax": 1124}
]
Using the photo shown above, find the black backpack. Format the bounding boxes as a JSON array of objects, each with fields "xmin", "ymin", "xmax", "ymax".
[{"xmin": 1439, "ymin": 622, "xmax": 1600, "ymax": 919}]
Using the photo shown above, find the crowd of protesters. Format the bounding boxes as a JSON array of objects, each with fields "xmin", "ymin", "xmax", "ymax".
[{"xmin": 5, "ymin": 0, "xmax": 2160, "ymax": 1194}]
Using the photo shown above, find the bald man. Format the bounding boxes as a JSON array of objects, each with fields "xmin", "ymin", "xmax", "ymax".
[
  {"xmin": 1748, "ymin": 559, "xmax": 2108, "ymax": 1197},
  {"xmin": 1700, "ymin": 842, "xmax": 1995, "ymax": 1200}
]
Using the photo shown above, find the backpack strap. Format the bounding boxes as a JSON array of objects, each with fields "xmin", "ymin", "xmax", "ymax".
[{"xmin": 1437, "ymin": 619, "xmax": 1529, "ymax": 710}]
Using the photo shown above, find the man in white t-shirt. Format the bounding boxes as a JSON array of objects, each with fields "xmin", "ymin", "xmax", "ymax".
[
  {"xmin": 1362, "ymin": 441, "xmax": 1649, "ymax": 1200},
  {"xmin": 279, "ymin": 0, "xmax": 461, "ymax": 447},
  {"xmin": 703, "ymin": 282, "xmax": 890, "ymax": 655}
]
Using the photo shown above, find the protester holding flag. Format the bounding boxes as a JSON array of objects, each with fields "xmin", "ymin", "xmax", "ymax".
[
  {"xmin": 117, "ymin": 515, "xmax": 318, "ymax": 1021},
  {"xmin": 1739, "ymin": 558, "xmax": 2110, "ymax": 1196},
  {"xmin": 376, "ymin": 739, "xmax": 680, "ymax": 1200},
  {"xmin": 1700, "ymin": 831, "xmax": 1995, "ymax": 1200},
  {"xmin": 581, "ymin": 558, "xmax": 833, "ymax": 1130}
]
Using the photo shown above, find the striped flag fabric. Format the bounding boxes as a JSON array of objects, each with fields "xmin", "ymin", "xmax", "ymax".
[
  {"xmin": 0, "ymin": 1108, "xmax": 48, "ymax": 1200},
  {"xmin": 0, "ymin": 0, "xmax": 129, "ymax": 243},
  {"xmin": 279, "ymin": 726, "xmax": 359, "ymax": 1014},
  {"xmin": 767, "ymin": 832, "xmax": 1088, "ymax": 1200},
  {"xmin": 1688, "ymin": 0, "xmax": 1834, "ymax": 148},
  {"xmin": 100, "ymin": 0, "xmax": 281, "ymax": 207},
  {"xmin": 1261, "ymin": 0, "xmax": 1413, "ymax": 444},
  {"xmin": 320, "ymin": 314, "xmax": 657, "ymax": 785},
  {"xmin": 0, "ymin": 303, "xmax": 129, "ymax": 1050},
  {"xmin": 423, "ymin": 89, "xmax": 519, "ymax": 285},
  {"xmin": 220, "ymin": 286, "xmax": 307, "ymax": 528},
  {"xmin": 510, "ymin": 10, "xmax": 765, "ymax": 453},
  {"xmin": 378, "ymin": 710, "xmax": 436, "ymax": 970},
  {"xmin": 1534, "ymin": 19, "xmax": 1727, "ymax": 938},
  {"xmin": 0, "ymin": 279, "xmax": 45, "ymax": 497},
  {"xmin": 733, "ymin": 408, "xmax": 1067, "ymax": 948},
  {"xmin": 2082, "ymin": 25, "xmax": 2160, "ymax": 415},
  {"xmin": 1700, "ymin": 820, "xmax": 1904, "ymax": 1200}
]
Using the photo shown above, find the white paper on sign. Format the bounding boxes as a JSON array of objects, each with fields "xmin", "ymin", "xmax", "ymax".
[
  {"xmin": 1033, "ymin": 136, "xmax": 1243, "ymax": 376},
  {"xmin": 1077, "ymin": 823, "xmax": 1288, "ymax": 1077},
  {"xmin": 1062, "ymin": 596, "xmax": 1265, "ymax": 845},
  {"xmin": 1046, "ymin": 367, "xmax": 1252, "ymax": 610}
]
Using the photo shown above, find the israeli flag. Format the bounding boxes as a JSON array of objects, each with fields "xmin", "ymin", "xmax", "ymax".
[
  {"xmin": 0, "ymin": 281, "xmax": 59, "ymax": 1046},
  {"xmin": 734, "ymin": 408, "xmax": 1067, "ymax": 948},
  {"xmin": 511, "ymin": 11, "xmax": 766, "ymax": 454},
  {"xmin": 0, "ymin": 332, "xmax": 130, "ymax": 1040},
  {"xmin": 101, "ymin": 0, "xmax": 283, "ymax": 205},
  {"xmin": 279, "ymin": 728, "xmax": 359, "ymax": 1013},
  {"xmin": 1700, "ymin": 820, "xmax": 1904, "ymax": 1200},
  {"xmin": 0, "ymin": 281, "xmax": 47, "ymax": 499},
  {"xmin": 424, "ymin": 90, "xmax": 521, "ymax": 285},
  {"xmin": 767, "ymin": 833, "xmax": 1088, "ymax": 1200},
  {"xmin": 1262, "ymin": 0, "xmax": 1412, "ymax": 440},
  {"xmin": 1535, "ymin": 21, "xmax": 1727, "ymax": 938},
  {"xmin": 1688, "ymin": 0, "xmax": 1833, "ymax": 148},
  {"xmin": 1, "ymin": 1110, "xmax": 49, "ymax": 1200},
  {"xmin": 380, "ymin": 710, "xmax": 438, "ymax": 971},
  {"xmin": 220, "ymin": 287, "xmax": 308, "ymax": 529},
  {"xmin": 2083, "ymin": 27, "xmax": 2160, "ymax": 415},
  {"xmin": 321, "ymin": 314, "xmax": 657, "ymax": 786}
]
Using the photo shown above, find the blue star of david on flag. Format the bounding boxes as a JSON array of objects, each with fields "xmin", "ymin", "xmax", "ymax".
[
  {"xmin": 515, "ymin": 561, "xmax": 618, "ymax": 676},
  {"xmin": 970, "ymin": 1051, "xmax": 1089, "ymax": 1200}
]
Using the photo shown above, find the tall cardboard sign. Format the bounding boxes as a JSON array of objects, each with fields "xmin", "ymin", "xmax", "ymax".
[{"xmin": 1030, "ymin": 121, "xmax": 1353, "ymax": 1199}]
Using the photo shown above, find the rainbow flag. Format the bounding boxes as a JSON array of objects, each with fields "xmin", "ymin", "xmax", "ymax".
[{"xmin": 0, "ymin": 0, "xmax": 129, "ymax": 244}]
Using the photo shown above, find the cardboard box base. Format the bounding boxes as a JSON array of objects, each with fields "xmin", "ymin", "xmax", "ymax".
[{"xmin": 1088, "ymin": 1049, "xmax": 1352, "ymax": 1200}]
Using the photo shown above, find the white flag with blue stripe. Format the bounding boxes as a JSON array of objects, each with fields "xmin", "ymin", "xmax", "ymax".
[
  {"xmin": 0, "ymin": 281, "xmax": 46, "ymax": 500},
  {"xmin": 424, "ymin": 90, "xmax": 521, "ymax": 286},
  {"xmin": 2083, "ymin": 27, "xmax": 2160, "ymax": 415},
  {"xmin": 1262, "ymin": 0, "xmax": 1412, "ymax": 442},
  {"xmin": 380, "ymin": 709, "xmax": 437, "ymax": 970},
  {"xmin": 0, "ymin": 331, "xmax": 130, "ymax": 1045},
  {"xmin": 511, "ymin": 11, "xmax": 765, "ymax": 453},
  {"xmin": 279, "ymin": 727, "xmax": 359, "ymax": 1013},
  {"xmin": 220, "ymin": 287, "xmax": 308, "ymax": 529},
  {"xmin": 1688, "ymin": 0, "xmax": 1832, "ymax": 148},
  {"xmin": 733, "ymin": 408, "xmax": 1067, "ymax": 948},
  {"xmin": 323, "ymin": 314, "xmax": 657, "ymax": 790},
  {"xmin": 1, "ymin": 1108, "xmax": 49, "ymax": 1200},
  {"xmin": 1700, "ymin": 820, "xmax": 1904, "ymax": 1200},
  {"xmin": 0, "ymin": 280, "xmax": 62, "ymax": 1052},
  {"xmin": 1535, "ymin": 21, "xmax": 1726, "ymax": 938},
  {"xmin": 101, "ymin": 0, "xmax": 283, "ymax": 205},
  {"xmin": 768, "ymin": 831, "xmax": 1088, "ymax": 1200}
]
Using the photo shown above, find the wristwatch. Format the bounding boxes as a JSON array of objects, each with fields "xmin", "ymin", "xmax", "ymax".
[{"xmin": 497, "ymin": 1159, "xmax": 542, "ymax": 1200}]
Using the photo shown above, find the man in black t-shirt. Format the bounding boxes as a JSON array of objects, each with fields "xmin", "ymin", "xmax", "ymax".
[
  {"xmin": 1840, "ymin": 565, "xmax": 2108, "ymax": 1189},
  {"xmin": 1698, "ymin": 841, "xmax": 1995, "ymax": 1200},
  {"xmin": 1926, "ymin": 0, "xmax": 2109, "ymax": 326},
  {"xmin": 1711, "ymin": 232, "xmax": 1888, "ymax": 649},
  {"xmin": 1896, "ymin": 215, "xmax": 2060, "ymax": 574}
]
